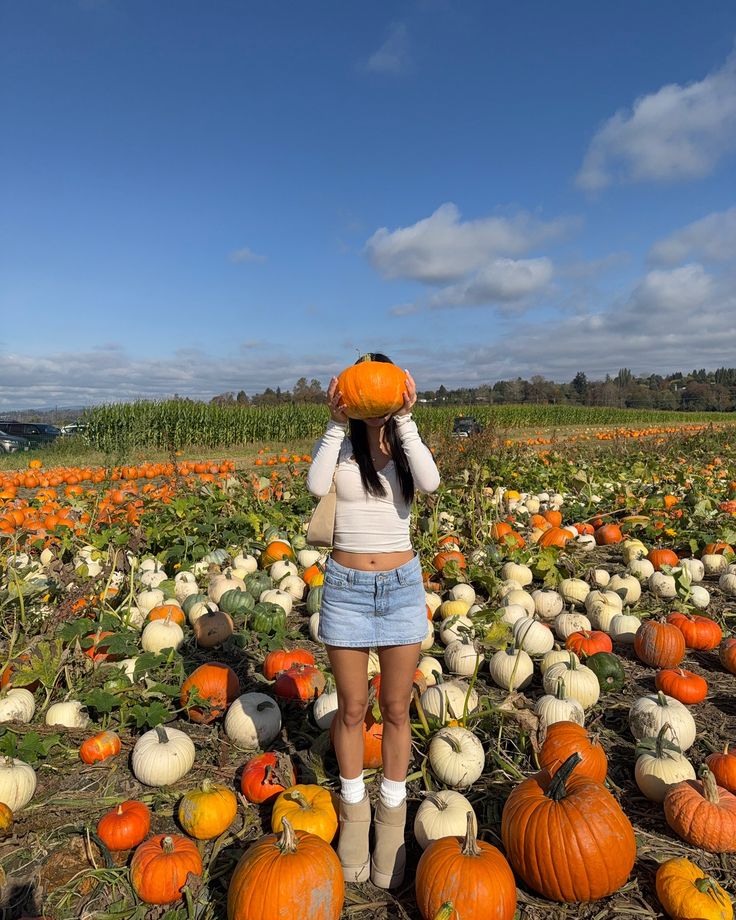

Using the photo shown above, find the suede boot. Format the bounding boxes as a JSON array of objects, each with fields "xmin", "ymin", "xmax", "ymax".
[
  {"xmin": 336, "ymin": 793, "xmax": 371, "ymax": 883},
  {"xmin": 370, "ymin": 797, "xmax": 407, "ymax": 889}
]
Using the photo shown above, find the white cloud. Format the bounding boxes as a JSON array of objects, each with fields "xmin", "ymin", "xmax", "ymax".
[
  {"xmin": 229, "ymin": 246, "xmax": 266, "ymax": 264},
  {"xmin": 364, "ymin": 23, "xmax": 410, "ymax": 75},
  {"xmin": 365, "ymin": 203, "xmax": 575, "ymax": 284},
  {"xmin": 576, "ymin": 52, "xmax": 736, "ymax": 190},
  {"xmin": 428, "ymin": 257, "xmax": 554, "ymax": 308},
  {"xmin": 649, "ymin": 206, "xmax": 736, "ymax": 264}
]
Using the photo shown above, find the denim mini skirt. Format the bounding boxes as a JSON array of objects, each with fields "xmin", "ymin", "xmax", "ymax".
[{"xmin": 318, "ymin": 554, "xmax": 427, "ymax": 648}]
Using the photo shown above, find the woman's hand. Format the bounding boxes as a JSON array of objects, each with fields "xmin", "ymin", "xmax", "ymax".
[
  {"xmin": 395, "ymin": 370, "xmax": 417, "ymax": 416},
  {"xmin": 327, "ymin": 376, "xmax": 348, "ymax": 424}
]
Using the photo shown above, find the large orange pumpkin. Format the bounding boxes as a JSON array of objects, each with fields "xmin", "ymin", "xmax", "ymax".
[
  {"xmin": 705, "ymin": 744, "xmax": 736, "ymax": 794},
  {"xmin": 180, "ymin": 662, "xmax": 240, "ymax": 723},
  {"xmin": 538, "ymin": 527, "xmax": 572, "ymax": 548},
  {"xmin": 227, "ymin": 818, "xmax": 343, "ymax": 920},
  {"xmin": 130, "ymin": 834, "xmax": 203, "ymax": 904},
  {"xmin": 648, "ymin": 548, "xmax": 680, "ymax": 571},
  {"xmin": 663, "ymin": 767, "xmax": 736, "ymax": 853},
  {"xmin": 336, "ymin": 358, "xmax": 407, "ymax": 420},
  {"xmin": 634, "ymin": 619, "xmax": 686, "ymax": 669},
  {"xmin": 415, "ymin": 812, "xmax": 517, "ymax": 920},
  {"xmin": 501, "ymin": 753, "xmax": 636, "ymax": 902},
  {"xmin": 595, "ymin": 523, "xmax": 623, "ymax": 545},
  {"xmin": 260, "ymin": 540, "xmax": 295, "ymax": 568},
  {"xmin": 538, "ymin": 721, "xmax": 608, "ymax": 783},
  {"xmin": 97, "ymin": 800, "xmax": 151, "ymax": 851}
]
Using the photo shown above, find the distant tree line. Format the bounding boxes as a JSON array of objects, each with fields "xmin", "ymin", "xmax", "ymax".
[{"xmin": 209, "ymin": 368, "xmax": 736, "ymax": 412}]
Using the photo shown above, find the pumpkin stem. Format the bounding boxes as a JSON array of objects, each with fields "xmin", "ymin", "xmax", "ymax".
[
  {"xmin": 545, "ymin": 752, "xmax": 582, "ymax": 801},
  {"xmin": 554, "ymin": 677, "xmax": 567, "ymax": 700},
  {"xmin": 693, "ymin": 876, "xmax": 726, "ymax": 903},
  {"xmin": 200, "ymin": 778, "xmax": 213, "ymax": 794},
  {"xmin": 277, "ymin": 816, "xmax": 298, "ymax": 854},
  {"xmin": 699, "ymin": 766, "xmax": 721, "ymax": 804},
  {"xmin": 432, "ymin": 903, "xmax": 456, "ymax": 920},
  {"xmin": 441, "ymin": 731, "xmax": 463, "ymax": 754},
  {"xmin": 425, "ymin": 792, "xmax": 447, "ymax": 811},
  {"xmin": 161, "ymin": 836, "xmax": 175, "ymax": 854},
  {"xmin": 116, "ymin": 805, "xmax": 124, "ymax": 816},
  {"xmin": 286, "ymin": 789, "xmax": 310, "ymax": 809},
  {"xmin": 655, "ymin": 722, "xmax": 672, "ymax": 758},
  {"xmin": 460, "ymin": 810, "xmax": 480, "ymax": 857},
  {"xmin": 656, "ymin": 691, "xmax": 669, "ymax": 707},
  {"xmin": 154, "ymin": 724, "xmax": 169, "ymax": 744},
  {"xmin": 568, "ymin": 653, "xmax": 577, "ymax": 670}
]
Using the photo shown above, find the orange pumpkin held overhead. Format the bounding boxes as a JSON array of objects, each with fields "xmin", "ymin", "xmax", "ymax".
[{"xmin": 336, "ymin": 357, "xmax": 407, "ymax": 420}]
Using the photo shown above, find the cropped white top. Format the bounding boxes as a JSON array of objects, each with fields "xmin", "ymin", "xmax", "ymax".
[{"xmin": 306, "ymin": 415, "xmax": 440, "ymax": 552}]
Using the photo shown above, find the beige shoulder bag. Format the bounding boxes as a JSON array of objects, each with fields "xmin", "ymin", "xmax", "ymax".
[{"xmin": 306, "ymin": 473, "xmax": 337, "ymax": 547}]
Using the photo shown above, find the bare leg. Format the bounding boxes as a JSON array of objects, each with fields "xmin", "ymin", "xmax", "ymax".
[
  {"xmin": 376, "ymin": 643, "xmax": 421, "ymax": 780},
  {"xmin": 325, "ymin": 646, "xmax": 369, "ymax": 778}
]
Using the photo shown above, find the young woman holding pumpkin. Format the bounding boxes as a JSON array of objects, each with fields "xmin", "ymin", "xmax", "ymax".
[{"xmin": 306, "ymin": 354, "xmax": 440, "ymax": 888}]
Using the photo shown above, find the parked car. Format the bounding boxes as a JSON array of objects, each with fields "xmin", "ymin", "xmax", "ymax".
[
  {"xmin": 60, "ymin": 423, "xmax": 88, "ymax": 437},
  {"xmin": 0, "ymin": 421, "xmax": 61, "ymax": 448},
  {"xmin": 0, "ymin": 429, "xmax": 31, "ymax": 453},
  {"xmin": 452, "ymin": 415, "xmax": 484, "ymax": 437}
]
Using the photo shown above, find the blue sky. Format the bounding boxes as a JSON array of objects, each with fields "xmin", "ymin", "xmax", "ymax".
[{"xmin": 2, "ymin": 0, "xmax": 736, "ymax": 408}]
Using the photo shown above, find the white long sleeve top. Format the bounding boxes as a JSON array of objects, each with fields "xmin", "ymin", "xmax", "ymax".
[{"xmin": 306, "ymin": 415, "xmax": 440, "ymax": 552}]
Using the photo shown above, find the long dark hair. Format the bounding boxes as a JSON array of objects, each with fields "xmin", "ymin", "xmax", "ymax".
[{"xmin": 348, "ymin": 353, "xmax": 415, "ymax": 504}]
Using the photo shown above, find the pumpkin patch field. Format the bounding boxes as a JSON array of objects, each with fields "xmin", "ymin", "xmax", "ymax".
[{"xmin": 0, "ymin": 423, "xmax": 735, "ymax": 919}]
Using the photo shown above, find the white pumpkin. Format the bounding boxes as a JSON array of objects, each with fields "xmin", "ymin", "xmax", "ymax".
[
  {"xmin": 585, "ymin": 590, "xmax": 623, "ymax": 632},
  {"xmin": 558, "ymin": 579, "xmax": 590, "ymax": 608},
  {"xmin": 554, "ymin": 610, "xmax": 592, "ymax": 641},
  {"xmin": 419, "ymin": 681, "xmax": 478, "ymax": 724},
  {"xmin": 576, "ymin": 535, "xmax": 596, "ymax": 551},
  {"xmin": 679, "ymin": 558, "xmax": 704, "ymax": 583},
  {"xmin": 488, "ymin": 646, "xmax": 533, "ymax": 691},
  {"xmin": 634, "ymin": 724, "xmax": 696, "ymax": 803},
  {"xmin": 649, "ymin": 572, "xmax": 677, "ymax": 599},
  {"xmin": 512, "ymin": 617, "xmax": 555, "ymax": 655},
  {"xmin": 45, "ymin": 700, "xmax": 90, "ymax": 729},
  {"xmin": 444, "ymin": 638, "xmax": 482, "ymax": 677},
  {"xmin": 312, "ymin": 690, "xmax": 339, "ymax": 730},
  {"xmin": 277, "ymin": 574, "xmax": 307, "ymax": 601},
  {"xmin": 414, "ymin": 790, "xmax": 477, "ymax": 850},
  {"xmin": 233, "ymin": 552, "xmax": 260, "ymax": 573},
  {"xmin": 270, "ymin": 560, "xmax": 299, "ymax": 582},
  {"xmin": 0, "ymin": 689, "xmax": 35, "ymax": 724},
  {"xmin": 689, "ymin": 585, "xmax": 711, "ymax": 609},
  {"xmin": 543, "ymin": 655, "xmax": 600, "ymax": 709},
  {"xmin": 425, "ymin": 592, "xmax": 443, "ymax": 616},
  {"xmin": 0, "ymin": 757, "xmax": 37, "ymax": 810},
  {"xmin": 136, "ymin": 588, "xmax": 165, "ymax": 615},
  {"xmin": 187, "ymin": 599, "xmax": 218, "ymax": 626},
  {"xmin": 417, "ymin": 656, "xmax": 443, "ymax": 686},
  {"xmin": 532, "ymin": 590, "xmax": 564, "ymax": 621},
  {"xmin": 139, "ymin": 568, "xmax": 168, "ymax": 589},
  {"xmin": 607, "ymin": 574, "xmax": 641, "ymax": 605},
  {"xmin": 309, "ymin": 611, "xmax": 321, "ymax": 643},
  {"xmin": 500, "ymin": 563, "xmax": 533, "ymax": 587},
  {"xmin": 703, "ymin": 554, "xmax": 729, "ymax": 576},
  {"xmin": 608, "ymin": 612, "xmax": 641, "ymax": 644},
  {"xmin": 497, "ymin": 580, "xmax": 522, "ymax": 599},
  {"xmin": 439, "ymin": 615, "xmax": 474, "ymax": 646},
  {"xmin": 719, "ymin": 572, "xmax": 736, "ymax": 597},
  {"xmin": 428, "ymin": 727, "xmax": 485, "ymax": 788},
  {"xmin": 501, "ymin": 589, "xmax": 535, "ymax": 616},
  {"xmin": 500, "ymin": 603, "xmax": 529, "ymax": 627},
  {"xmin": 622, "ymin": 540, "xmax": 649, "ymax": 564},
  {"xmin": 224, "ymin": 692, "xmax": 282, "ymax": 749},
  {"xmin": 259, "ymin": 589, "xmax": 293, "ymax": 615},
  {"xmin": 534, "ymin": 677, "xmax": 585, "ymax": 729},
  {"xmin": 367, "ymin": 649, "xmax": 381, "ymax": 677},
  {"xmin": 448, "ymin": 583, "xmax": 476, "ymax": 606},
  {"xmin": 141, "ymin": 618, "xmax": 185, "ymax": 653},
  {"xmin": 174, "ymin": 572, "xmax": 199, "ymax": 604},
  {"xmin": 131, "ymin": 725, "xmax": 195, "ymax": 786},
  {"xmin": 588, "ymin": 569, "xmax": 611, "ymax": 589},
  {"xmin": 209, "ymin": 570, "xmax": 247, "ymax": 605},
  {"xmin": 540, "ymin": 648, "xmax": 580, "ymax": 676},
  {"xmin": 421, "ymin": 620, "xmax": 436, "ymax": 651},
  {"xmin": 629, "ymin": 692, "xmax": 697, "ymax": 752},
  {"xmin": 628, "ymin": 558, "xmax": 655, "ymax": 582}
]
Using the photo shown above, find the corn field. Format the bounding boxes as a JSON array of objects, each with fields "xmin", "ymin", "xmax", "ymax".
[{"xmin": 81, "ymin": 400, "xmax": 736, "ymax": 451}]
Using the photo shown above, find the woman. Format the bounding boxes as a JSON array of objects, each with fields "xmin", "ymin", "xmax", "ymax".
[{"xmin": 306, "ymin": 354, "xmax": 440, "ymax": 889}]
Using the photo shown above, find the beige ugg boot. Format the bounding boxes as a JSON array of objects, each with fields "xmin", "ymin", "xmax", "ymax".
[
  {"xmin": 336, "ymin": 793, "xmax": 371, "ymax": 883},
  {"xmin": 370, "ymin": 797, "xmax": 407, "ymax": 889}
]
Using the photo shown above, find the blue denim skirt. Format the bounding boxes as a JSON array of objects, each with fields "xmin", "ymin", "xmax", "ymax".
[{"xmin": 318, "ymin": 554, "xmax": 427, "ymax": 648}]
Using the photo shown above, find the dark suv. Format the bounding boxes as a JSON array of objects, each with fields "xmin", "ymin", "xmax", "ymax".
[
  {"xmin": 0, "ymin": 429, "xmax": 30, "ymax": 453},
  {"xmin": 0, "ymin": 421, "xmax": 61, "ymax": 448},
  {"xmin": 452, "ymin": 416, "xmax": 484, "ymax": 437}
]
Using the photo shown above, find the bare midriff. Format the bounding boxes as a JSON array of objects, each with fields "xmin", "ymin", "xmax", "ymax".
[{"xmin": 331, "ymin": 549, "xmax": 416, "ymax": 571}]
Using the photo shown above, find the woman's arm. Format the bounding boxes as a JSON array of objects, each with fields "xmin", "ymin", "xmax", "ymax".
[
  {"xmin": 394, "ymin": 414, "xmax": 440, "ymax": 493},
  {"xmin": 305, "ymin": 421, "xmax": 348, "ymax": 496}
]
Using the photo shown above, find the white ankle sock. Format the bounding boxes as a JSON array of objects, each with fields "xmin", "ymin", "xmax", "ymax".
[
  {"xmin": 379, "ymin": 777, "xmax": 406, "ymax": 807},
  {"xmin": 340, "ymin": 773, "xmax": 366, "ymax": 804}
]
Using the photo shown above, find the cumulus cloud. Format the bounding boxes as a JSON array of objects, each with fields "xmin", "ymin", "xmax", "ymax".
[
  {"xmin": 364, "ymin": 23, "xmax": 410, "ymax": 75},
  {"xmin": 649, "ymin": 206, "xmax": 736, "ymax": 264},
  {"xmin": 428, "ymin": 257, "xmax": 554, "ymax": 308},
  {"xmin": 229, "ymin": 246, "xmax": 266, "ymax": 264},
  {"xmin": 576, "ymin": 52, "xmax": 736, "ymax": 190},
  {"xmin": 365, "ymin": 203, "xmax": 574, "ymax": 285}
]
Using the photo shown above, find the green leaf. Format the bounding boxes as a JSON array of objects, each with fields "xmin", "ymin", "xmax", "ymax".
[{"xmin": 83, "ymin": 689, "xmax": 120, "ymax": 714}]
